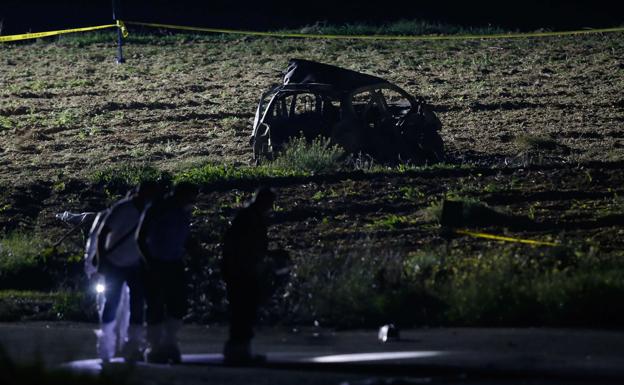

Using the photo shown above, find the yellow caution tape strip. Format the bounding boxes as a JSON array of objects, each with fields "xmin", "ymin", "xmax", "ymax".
[
  {"xmin": 117, "ymin": 20, "xmax": 129, "ymax": 39},
  {"xmin": 0, "ymin": 20, "xmax": 128, "ymax": 43},
  {"xmin": 2, "ymin": 20, "xmax": 622, "ymax": 43},
  {"xmin": 127, "ymin": 21, "xmax": 624, "ymax": 41},
  {"xmin": 455, "ymin": 229, "xmax": 559, "ymax": 247}
]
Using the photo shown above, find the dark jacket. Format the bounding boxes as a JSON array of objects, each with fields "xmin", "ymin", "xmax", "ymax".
[
  {"xmin": 221, "ymin": 203, "xmax": 268, "ymax": 283},
  {"xmin": 137, "ymin": 197, "xmax": 192, "ymax": 263}
]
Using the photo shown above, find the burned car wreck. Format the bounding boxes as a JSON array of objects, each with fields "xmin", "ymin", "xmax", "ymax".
[{"xmin": 250, "ymin": 59, "xmax": 444, "ymax": 163}]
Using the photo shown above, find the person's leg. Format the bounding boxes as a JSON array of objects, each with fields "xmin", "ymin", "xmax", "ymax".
[
  {"xmin": 224, "ymin": 280, "xmax": 261, "ymax": 364},
  {"xmin": 101, "ymin": 272, "xmax": 123, "ymax": 323},
  {"xmin": 122, "ymin": 267, "xmax": 146, "ymax": 361},
  {"xmin": 145, "ymin": 261, "xmax": 180, "ymax": 363},
  {"xmin": 161, "ymin": 261, "xmax": 186, "ymax": 363},
  {"xmin": 144, "ymin": 262, "xmax": 167, "ymax": 363},
  {"xmin": 97, "ymin": 270, "xmax": 124, "ymax": 361},
  {"xmin": 127, "ymin": 267, "xmax": 145, "ymax": 325}
]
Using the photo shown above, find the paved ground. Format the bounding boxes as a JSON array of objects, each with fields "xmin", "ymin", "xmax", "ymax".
[{"xmin": 2, "ymin": 322, "xmax": 624, "ymax": 384}]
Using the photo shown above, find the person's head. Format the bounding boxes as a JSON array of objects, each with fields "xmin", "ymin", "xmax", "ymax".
[
  {"xmin": 134, "ymin": 180, "xmax": 166, "ymax": 207},
  {"xmin": 251, "ymin": 186, "xmax": 275, "ymax": 214},
  {"xmin": 171, "ymin": 182, "xmax": 199, "ymax": 209}
]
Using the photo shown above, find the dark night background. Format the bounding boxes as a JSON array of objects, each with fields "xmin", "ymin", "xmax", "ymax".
[{"xmin": 0, "ymin": 0, "xmax": 622, "ymax": 35}]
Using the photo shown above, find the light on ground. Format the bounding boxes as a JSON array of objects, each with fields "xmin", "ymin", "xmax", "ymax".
[{"xmin": 310, "ymin": 351, "xmax": 443, "ymax": 363}]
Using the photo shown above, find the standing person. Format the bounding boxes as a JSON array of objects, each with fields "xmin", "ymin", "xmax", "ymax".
[
  {"xmin": 137, "ymin": 182, "xmax": 198, "ymax": 364},
  {"xmin": 221, "ymin": 186, "xmax": 276, "ymax": 365},
  {"xmin": 95, "ymin": 181, "xmax": 163, "ymax": 362}
]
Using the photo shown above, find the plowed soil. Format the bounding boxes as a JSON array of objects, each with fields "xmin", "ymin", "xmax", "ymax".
[{"xmin": 1, "ymin": 32, "xmax": 623, "ymax": 324}]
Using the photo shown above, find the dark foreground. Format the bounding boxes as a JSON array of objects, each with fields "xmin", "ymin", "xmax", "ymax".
[{"xmin": 2, "ymin": 322, "xmax": 624, "ymax": 384}]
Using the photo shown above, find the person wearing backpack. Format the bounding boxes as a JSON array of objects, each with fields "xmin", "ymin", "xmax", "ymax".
[
  {"xmin": 136, "ymin": 182, "xmax": 198, "ymax": 364},
  {"xmin": 94, "ymin": 181, "xmax": 164, "ymax": 362}
]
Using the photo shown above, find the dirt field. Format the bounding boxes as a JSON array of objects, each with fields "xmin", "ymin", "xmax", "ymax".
[{"xmin": 1, "ymin": 31, "xmax": 623, "ymax": 326}]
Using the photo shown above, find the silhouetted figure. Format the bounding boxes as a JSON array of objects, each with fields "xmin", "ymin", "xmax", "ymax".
[
  {"xmin": 137, "ymin": 182, "xmax": 198, "ymax": 364},
  {"xmin": 95, "ymin": 181, "xmax": 163, "ymax": 362},
  {"xmin": 222, "ymin": 186, "xmax": 276, "ymax": 365}
]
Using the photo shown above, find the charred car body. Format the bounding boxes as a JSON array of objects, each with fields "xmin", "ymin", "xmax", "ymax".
[{"xmin": 250, "ymin": 59, "xmax": 444, "ymax": 163}]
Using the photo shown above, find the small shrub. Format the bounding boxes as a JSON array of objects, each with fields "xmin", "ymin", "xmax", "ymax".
[
  {"xmin": 270, "ymin": 136, "xmax": 345, "ymax": 174},
  {"xmin": 55, "ymin": 110, "xmax": 77, "ymax": 127},
  {"xmin": 0, "ymin": 116, "xmax": 14, "ymax": 130}
]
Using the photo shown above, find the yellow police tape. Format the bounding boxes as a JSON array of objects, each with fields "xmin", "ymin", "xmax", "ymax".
[
  {"xmin": 2, "ymin": 19, "xmax": 622, "ymax": 43},
  {"xmin": 454, "ymin": 229, "xmax": 559, "ymax": 247},
  {"xmin": 0, "ymin": 20, "xmax": 128, "ymax": 43},
  {"xmin": 127, "ymin": 21, "xmax": 624, "ymax": 41}
]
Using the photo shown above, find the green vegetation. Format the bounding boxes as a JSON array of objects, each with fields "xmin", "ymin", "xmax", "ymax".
[
  {"xmin": 0, "ymin": 234, "xmax": 94, "ymax": 321},
  {"xmin": 398, "ymin": 186, "xmax": 425, "ymax": 200},
  {"xmin": 2, "ymin": 21, "xmax": 623, "ymax": 329},
  {"xmin": 0, "ymin": 116, "xmax": 14, "ymax": 130},
  {"xmin": 270, "ymin": 136, "xmax": 345, "ymax": 175},
  {"xmin": 174, "ymin": 163, "xmax": 300, "ymax": 185},
  {"xmin": 91, "ymin": 163, "xmax": 169, "ymax": 189},
  {"xmin": 0, "ymin": 291, "xmax": 90, "ymax": 322},
  {"xmin": 176, "ymin": 136, "xmax": 344, "ymax": 185},
  {"xmin": 440, "ymin": 247, "xmax": 624, "ymax": 326},
  {"xmin": 367, "ymin": 214, "xmax": 415, "ymax": 230},
  {"xmin": 515, "ymin": 133, "xmax": 562, "ymax": 152},
  {"xmin": 424, "ymin": 195, "xmax": 485, "ymax": 223},
  {"xmin": 290, "ymin": 19, "xmax": 508, "ymax": 36},
  {"xmin": 293, "ymin": 248, "xmax": 430, "ymax": 328},
  {"xmin": 291, "ymin": 245, "xmax": 624, "ymax": 328},
  {"xmin": 0, "ymin": 233, "xmax": 48, "ymax": 284}
]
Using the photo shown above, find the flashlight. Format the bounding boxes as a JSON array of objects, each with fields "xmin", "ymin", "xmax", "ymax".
[{"xmin": 95, "ymin": 283, "xmax": 105, "ymax": 294}]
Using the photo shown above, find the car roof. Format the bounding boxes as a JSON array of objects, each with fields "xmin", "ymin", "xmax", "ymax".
[{"xmin": 283, "ymin": 59, "xmax": 393, "ymax": 94}]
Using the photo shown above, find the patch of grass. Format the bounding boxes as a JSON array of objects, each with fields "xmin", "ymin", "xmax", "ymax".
[
  {"xmin": 288, "ymin": 19, "xmax": 508, "ymax": 36},
  {"xmin": 54, "ymin": 110, "xmax": 78, "ymax": 127},
  {"xmin": 291, "ymin": 247, "xmax": 441, "ymax": 328},
  {"xmin": 441, "ymin": 247, "xmax": 624, "ymax": 326},
  {"xmin": 175, "ymin": 137, "xmax": 344, "ymax": 185},
  {"xmin": 399, "ymin": 186, "xmax": 425, "ymax": 200},
  {"xmin": 173, "ymin": 163, "xmax": 301, "ymax": 185},
  {"xmin": 311, "ymin": 188, "xmax": 342, "ymax": 201},
  {"xmin": 0, "ymin": 290, "xmax": 92, "ymax": 322},
  {"xmin": 77, "ymin": 126, "xmax": 101, "ymax": 139},
  {"xmin": 368, "ymin": 214, "xmax": 415, "ymax": 230},
  {"xmin": 0, "ymin": 233, "xmax": 82, "ymax": 292},
  {"xmin": 0, "ymin": 116, "xmax": 14, "ymax": 130},
  {"xmin": 271, "ymin": 136, "xmax": 345, "ymax": 175},
  {"xmin": 90, "ymin": 163, "xmax": 170, "ymax": 190},
  {"xmin": 0, "ymin": 233, "xmax": 47, "ymax": 281},
  {"xmin": 514, "ymin": 134, "xmax": 561, "ymax": 151},
  {"xmin": 290, "ymin": 244, "xmax": 624, "ymax": 328},
  {"xmin": 66, "ymin": 78, "xmax": 94, "ymax": 88},
  {"xmin": 424, "ymin": 195, "xmax": 483, "ymax": 223},
  {"xmin": 54, "ymin": 30, "xmax": 118, "ymax": 46}
]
